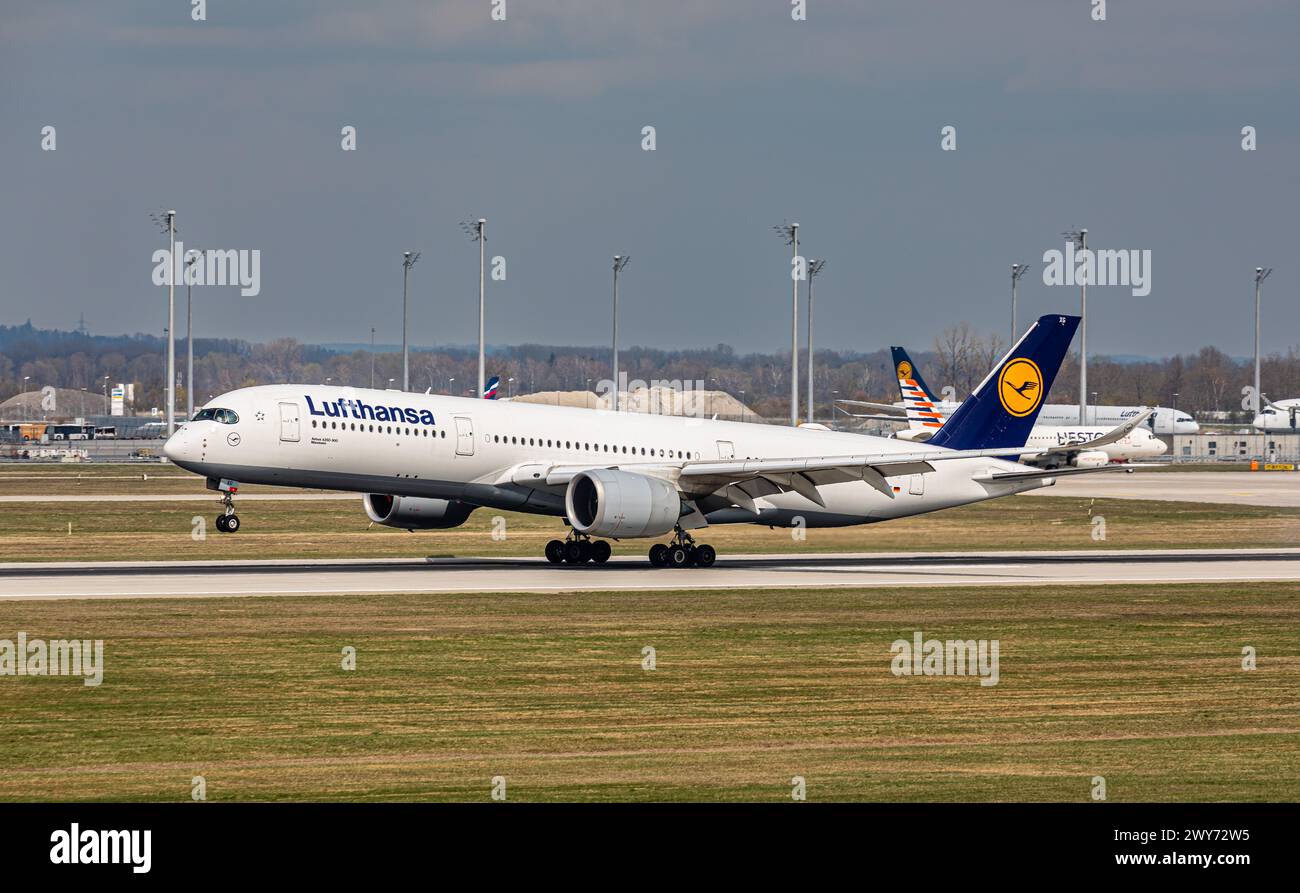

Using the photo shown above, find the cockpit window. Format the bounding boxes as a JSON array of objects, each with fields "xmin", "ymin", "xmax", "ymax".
[{"xmin": 192, "ymin": 408, "xmax": 239, "ymax": 424}]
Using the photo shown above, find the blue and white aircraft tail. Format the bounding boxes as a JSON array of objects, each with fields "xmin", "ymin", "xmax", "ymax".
[
  {"xmin": 483, "ymin": 376, "xmax": 500, "ymax": 399},
  {"xmin": 928, "ymin": 314, "xmax": 1079, "ymax": 451},
  {"xmin": 890, "ymin": 345, "xmax": 945, "ymax": 434}
]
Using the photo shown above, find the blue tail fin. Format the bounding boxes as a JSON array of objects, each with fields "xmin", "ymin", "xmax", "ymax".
[
  {"xmin": 890, "ymin": 346, "xmax": 938, "ymax": 403},
  {"xmin": 927, "ymin": 314, "xmax": 1080, "ymax": 451}
]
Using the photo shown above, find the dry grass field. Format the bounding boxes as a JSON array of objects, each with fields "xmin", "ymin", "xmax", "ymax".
[{"xmin": 0, "ymin": 583, "xmax": 1296, "ymax": 801}]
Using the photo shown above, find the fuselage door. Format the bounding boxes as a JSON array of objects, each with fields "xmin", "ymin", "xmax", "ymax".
[
  {"xmin": 454, "ymin": 416, "xmax": 474, "ymax": 456},
  {"xmin": 716, "ymin": 440, "xmax": 735, "ymax": 459},
  {"xmin": 909, "ymin": 474, "xmax": 925, "ymax": 496},
  {"xmin": 278, "ymin": 402, "xmax": 300, "ymax": 442}
]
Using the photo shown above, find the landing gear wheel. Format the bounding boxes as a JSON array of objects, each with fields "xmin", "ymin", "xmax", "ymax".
[
  {"xmin": 216, "ymin": 488, "xmax": 240, "ymax": 533},
  {"xmin": 564, "ymin": 540, "xmax": 586, "ymax": 564},
  {"xmin": 590, "ymin": 540, "xmax": 612, "ymax": 564},
  {"xmin": 578, "ymin": 540, "xmax": 593, "ymax": 563},
  {"xmin": 667, "ymin": 545, "xmax": 691, "ymax": 568},
  {"xmin": 545, "ymin": 540, "xmax": 565, "ymax": 564},
  {"xmin": 693, "ymin": 544, "xmax": 716, "ymax": 568},
  {"xmin": 649, "ymin": 543, "xmax": 669, "ymax": 567}
]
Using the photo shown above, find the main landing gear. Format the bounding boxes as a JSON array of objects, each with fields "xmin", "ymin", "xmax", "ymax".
[
  {"xmin": 545, "ymin": 530, "xmax": 611, "ymax": 566},
  {"xmin": 214, "ymin": 488, "xmax": 241, "ymax": 534},
  {"xmin": 648, "ymin": 527, "xmax": 716, "ymax": 569}
]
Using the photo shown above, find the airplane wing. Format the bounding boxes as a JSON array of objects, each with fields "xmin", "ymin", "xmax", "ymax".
[
  {"xmin": 1040, "ymin": 407, "xmax": 1154, "ymax": 455},
  {"xmin": 502, "ymin": 445, "xmax": 1045, "ymax": 510},
  {"xmin": 973, "ymin": 464, "xmax": 1137, "ymax": 483}
]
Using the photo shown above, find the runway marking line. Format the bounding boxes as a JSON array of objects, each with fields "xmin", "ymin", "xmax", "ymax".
[{"xmin": 7, "ymin": 573, "xmax": 1300, "ymax": 601}]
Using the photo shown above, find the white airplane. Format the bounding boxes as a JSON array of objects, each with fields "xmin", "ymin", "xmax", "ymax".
[
  {"xmin": 1252, "ymin": 397, "xmax": 1300, "ymax": 432},
  {"xmin": 1036, "ymin": 403, "xmax": 1197, "ymax": 435},
  {"xmin": 851, "ymin": 346, "xmax": 1166, "ymax": 468},
  {"xmin": 164, "ymin": 314, "xmax": 1127, "ymax": 567}
]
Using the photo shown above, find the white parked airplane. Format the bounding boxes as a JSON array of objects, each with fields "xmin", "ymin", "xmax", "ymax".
[
  {"xmin": 1036, "ymin": 403, "xmax": 1197, "ymax": 435},
  {"xmin": 1252, "ymin": 397, "xmax": 1300, "ymax": 432},
  {"xmin": 861, "ymin": 346, "xmax": 1166, "ymax": 467},
  {"xmin": 164, "ymin": 314, "xmax": 1126, "ymax": 567}
]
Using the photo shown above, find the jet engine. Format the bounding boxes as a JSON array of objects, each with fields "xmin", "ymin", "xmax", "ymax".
[
  {"xmin": 363, "ymin": 494, "xmax": 476, "ymax": 531},
  {"xmin": 1071, "ymin": 450, "xmax": 1109, "ymax": 468},
  {"xmin": 565, "ymin": 469, "xmax": 683, "ymax": 539}
]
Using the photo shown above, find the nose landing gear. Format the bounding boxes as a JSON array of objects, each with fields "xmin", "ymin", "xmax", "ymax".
[
  {"xmin": 648, "ymin": 527, "xmax": 716, "ymax": 568},
  {"xmin": 213, "ymin": 485, "xmax": 240, "ymax": 534}
]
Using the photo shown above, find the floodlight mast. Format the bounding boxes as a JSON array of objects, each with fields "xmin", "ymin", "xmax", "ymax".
[
  {"xmin": 1063, "ymin": 227, "xmax": 1088, "ymax": 422},
  {"xmin": 1010, "ymin": 262, "xmax": 1030, "ymax": 343},
  {"xmin": 185, "ymin": 247, "xmax": 203, "ymax": 420},
  {"xmin": 774, "ymin": 222, "xmax": 800, "ymax": 425},
  {"xmin": 806, "ymin": 259, "xmax": 826, "ymax": 424},
  {"xmin": 401, "ymin": 251, "xmax": 421, "ymax": 391},
  {"xmin": 612, "ymin": 255, "xmax": 630, "ymax": 412},
  {"xmin": 150, "ymin": 210, "xmax": 178, "ymax": 435},
  {"xmin": 1255, "ymin": 266, "xmax": 1273, "ymax": 415},
  {"xmin": 461, "ymin": 218, "xmax": 488, "ymax": 397}
]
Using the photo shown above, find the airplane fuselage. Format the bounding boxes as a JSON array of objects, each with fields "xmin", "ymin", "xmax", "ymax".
[{"xmin": 164, "ymin": 384, "xmax": 1052, "ymax": 531}]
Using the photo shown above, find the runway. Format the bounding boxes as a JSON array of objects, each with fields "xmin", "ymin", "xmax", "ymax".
[
  {"xmin": 1026, "ymin": 471, "xmax": 1300, "ymax": 507},
  {"xmin": 0, "ymin": 493, "xmax": 354, "ymax": 503},
  {"xmin": 2, "ymin": 548, "xmax": 1298, "ymax": 600}
]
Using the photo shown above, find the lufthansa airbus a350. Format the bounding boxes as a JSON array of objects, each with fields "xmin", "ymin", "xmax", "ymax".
[{"xmin": 164, "ymin": 314, "xmax": 1124, "ymax": 567}]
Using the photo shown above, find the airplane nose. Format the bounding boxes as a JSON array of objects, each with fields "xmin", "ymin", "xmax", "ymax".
[{"xmin": 163, "ymin": 429, "xmax": 188, "ymax": 462}]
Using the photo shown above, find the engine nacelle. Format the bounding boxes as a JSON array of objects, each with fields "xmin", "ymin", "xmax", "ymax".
[
  {"xmin": 1071, "ymin": 450, "xmax": 1109, "ymax": 468},
  {"xmin": 363, "ymin": 494, "xmax": 476, "ymax": 531},
  {"xmin": 565, "ymin": 468, "xmax": 682, "ymax": 539}
]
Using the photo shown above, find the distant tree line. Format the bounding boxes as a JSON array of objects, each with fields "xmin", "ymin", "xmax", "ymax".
[{"xmin": 2, "ymin": 320, "xmax": 1297, "ymax": 421}]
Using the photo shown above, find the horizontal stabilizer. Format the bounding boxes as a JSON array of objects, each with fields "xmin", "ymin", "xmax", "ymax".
[{"xmin": 834, "ymin": 399, "xmax": 907, "ymax": 415}]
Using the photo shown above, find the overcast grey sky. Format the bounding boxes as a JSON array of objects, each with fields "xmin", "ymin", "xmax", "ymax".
[{"xmin": 2, "ymin": 1, "xmax": 1297, "ymax": 357}]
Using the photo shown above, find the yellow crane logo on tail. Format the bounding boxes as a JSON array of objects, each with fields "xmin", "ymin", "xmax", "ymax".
[{"xmin": 997, "ymin": 358, "xmax": 1044, "ymax": 417}]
